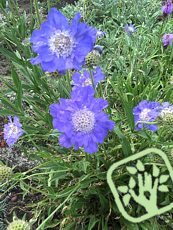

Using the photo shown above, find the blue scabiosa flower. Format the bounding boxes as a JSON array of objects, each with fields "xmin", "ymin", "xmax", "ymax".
[
  {"xmin": 124, "ymin": 24, "xmax": 136, "ymax": 35},
  {"xmin": 162, "ymin": 0, "xmax": 173, "ymax": 15},
  {"xmin": 72, "ymin": 67, "xmax": 104, "ymax": 90},
  {"xmin": 133, "ymin": 100, "xmax": 161, "ymax": 132},
  {"xmin": 49, "ymin": 88, "xmax": 115, "ymax": 153},
  {"xmin": 30, "ymin": 8, "xmax": 96, "ymax": 73},
  {"xmin": 4, "ymin": 116, "xmax": 24, "ymax": 146},
  {"xmin": 162, "ymin": 34, "xmax": 173, "ymax": 47}
]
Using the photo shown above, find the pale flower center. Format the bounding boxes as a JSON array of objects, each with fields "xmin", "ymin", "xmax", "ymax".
[
  {"xmin": 139, "ymin": 108, "xmax": 151, "ymax": 121},
  {"xmin": 8, "ymin": 124, "xmax": 19, "ymax": 136},
  {"xmin": 160, "ymin": 108, "xmax": 173, "ymax": 120},
  {"xmin": 72, "ymin": 109, "xmax": 95, "ymax": 133},
  {"xmin": 128, "ymin": 26, "xmax": 134, "ymax": 32},
  {"xmin": 49, "ymin": 31, "xmax": 74, "ymax": 58},
  {"xmin": 82, "ymin": 78, "xmax": 92, "ymax": 87},
  {"xmin": 160, "ymin": 108, "xmax": 173, "ymax": 116}
]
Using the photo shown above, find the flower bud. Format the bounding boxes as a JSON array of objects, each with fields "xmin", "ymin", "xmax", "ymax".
[
  {"xmin": 0, "ymin": 166, "xmax": 12, "ymax": 182},
  {"xmin": 160, "ymin": 108, "xmax": 173, "ymax": 125},
  {"xmin": 85, "ymin": 48, "xmax": 101, "ymax": 67},
  {"xmin": 7, "ymin": 219, "xmax": 30, "ymax": 230}
]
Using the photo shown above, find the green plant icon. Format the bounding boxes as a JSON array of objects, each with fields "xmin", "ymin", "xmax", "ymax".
[
  {"xmin": 118, "ymin": 160, "xmax": 169, "ymax": 213},
  {"xmin": 107, "ymin": 148, "xmax": 173, "ymax": 223}
]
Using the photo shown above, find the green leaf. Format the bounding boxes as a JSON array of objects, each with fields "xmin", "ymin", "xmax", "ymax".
[
  {"xmin": 72, "ymin": 160, "xmax": 90, "ymax": 173},
  {"xmin": 129, "ymin": 177, "xmax": 136, "ymax": 189},
  {"xmin": 0, "ymin": 109, "xmax": 20, "ymax": 116},
  {"xmin": 0, "ymin": 47, "xmax": 23, "ymax": 65},
  {"xmin": 159, "ymin": 175, "xmax": 169, "ymax": 184},
  {"xmin": 0, "ymin": 93, "xmax": 19, "ymax": 112},
  {"xmin": 57, "ymin": 185, "xmax": 77, "ymax": 198},
  {"xmin": 0, "ymin": 76, "xmax": 17, "ymax": 92},
  {"xmin": 117, "ymin": 185, "xmax": 128, "ymax": 193},
  {"xmin": 153, "ymin": 165, "xmax": 160, "ymax": 177},
  {"xmin": 136, "ymin": 160, "xmax": 145, "ymax": 171},
  {"xmin": 12, "ymin": 69, "xmax": 23, "ymax": 111},
  {"xmin": 88, "ymin": 216, "xmax": 99, "ymax": 230},
  {"xmin": 126, "ymin": 166, "xmax": 137, "ymax": 175},
  {"xmin": 0, "ymin": 161, "xmax": 4, "ymax": 166},
  {"xmin": 114, "ymin": 126, "xmax": 132, "ymax": 157},
  {"xmin": 123, "ymin": 194, "xmax": 131, "ymax": 206},
  {"xmin": 158, "ymin": 185, "xmax": 169, "ymax": 192}
]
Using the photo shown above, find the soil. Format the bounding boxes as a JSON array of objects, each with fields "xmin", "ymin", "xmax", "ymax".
[
  {"xmin": 0, "ymin": 55, "xmax": 10, "ymax": 76},
  {"xmin": 1, "ymin": 186, "xmax": 43, "ymax": 229},
  {"xmin": 18, "ymin": 0, "xmax": 31, "ymax": 13},
  {"xmin": 17, "ymin": 0, "xmax": 77, "ymax": 13},
  {"xmin": 0, "ymin": 117, "xmax": 6, "ymax": 148}
]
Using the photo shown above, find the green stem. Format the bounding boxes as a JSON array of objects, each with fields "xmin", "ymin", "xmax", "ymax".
[
  {"xmin": 21, "ymin": 131, "xmax": 39, "ymax": 150},
  {"xmin": 47, "ymin": 0, "xmax": 51, "ymax": 12},
  {"xmin": 36, "ymin": 183, "xmax": 80, "ymax": 230},
  {"xmin": 135, "ymin": 121, "xmax": 157, "ymax": 125},
  {"xmin": 89, "ymin": 68, "xmax": 99, "ymax": 98},
  {"xmin": 8, "ymin": 0, "xmax": 19, "ymax": 15},
  {"xmin": 33, "ymin": 0, "xmax": 41, "ymax": 26},
  {"xmin": 22, "ymin": 169, "xmax": 68, "ymax": 180}
]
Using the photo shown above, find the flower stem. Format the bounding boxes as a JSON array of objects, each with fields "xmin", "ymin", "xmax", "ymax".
[
  {"xmin": 33, "ymin": 0, "xmax": 41, "ymax": 26},
  {"xmin": 47, "ymin": 0, "xmax": 51, "ymax": 12},
  {"xmin": 36, "ymin": 177, "xmax": 85, "ymax": 230}
]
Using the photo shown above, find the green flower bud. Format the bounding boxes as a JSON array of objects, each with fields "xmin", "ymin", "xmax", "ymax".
[
  {"xmin": 85, "ymin": 49, "xmax": 101, "ymax": 68},
  {"xmin": 160, "ymin": 108, "xmax": 173, "ymax": 125},
  {"xmin": 45, "ymin": 71, "xmax": 60, "ymax": 78},
  {"xmin": 0, "ymin": 166, "xmax": 12, "ymax": 182},
  {"xmin": 7, "ymin": 220, "xmax": 30, "ymax": 230}
]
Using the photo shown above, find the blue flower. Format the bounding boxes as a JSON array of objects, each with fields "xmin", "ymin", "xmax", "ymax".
[
  {"xmin": 162, "ymin": 0, "xmax": 173, "ymax": 15},
  {"xmin": 133, "ymin": 100, "xmax": 161, "ymax": 132},
  {"xmin": 3, "ymin": 116, "xmax": 24, "ymax": 146},
  {"xmin": 72, "ymin": 66, "xmax": 105, "ymax": 91},
  {"xmin": 162, "ymin": 34, "xmax": 173, "ymax": 47},
  {"xmin": 124, "ymin": 24, "xmax": 136, "ymax": 35},
  {"xmin": 160, "ymin": 102, "xmax": 173, "ymax": 111},
  {"xmin": 30, "ymin": 8, "xmax": 96, "ymax": 73},
  {"xmin": 49, "ymin": 88, "xmax": 115, "ymax": 154}
]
